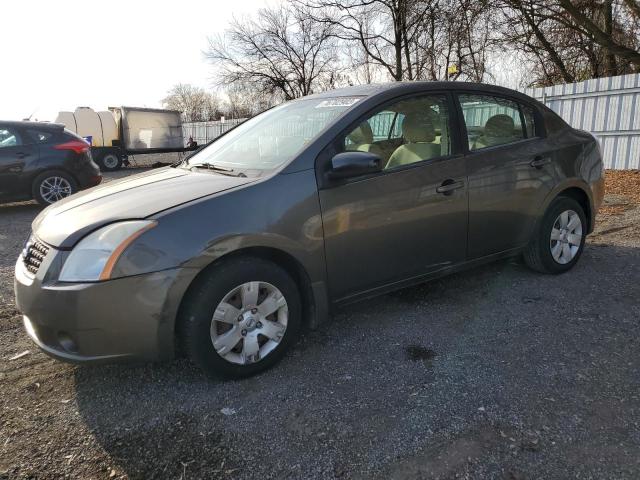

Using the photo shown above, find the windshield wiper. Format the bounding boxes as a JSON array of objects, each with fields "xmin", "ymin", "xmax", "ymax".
[{"xmin": 191, "ymin": 162, "xmax": 236, "ymax": 176}]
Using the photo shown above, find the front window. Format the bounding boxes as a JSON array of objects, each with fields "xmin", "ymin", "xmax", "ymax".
[
  {"xmin": 340, "ymin": 94, "xmax": 451, "ymax": 170},
  {"xmin": 186, "ymin": 97, "xmax": 362, "ymax": 175},
  {"xmin": 0, "ymin": 127, "xmax": 21, "ymax": 148}
]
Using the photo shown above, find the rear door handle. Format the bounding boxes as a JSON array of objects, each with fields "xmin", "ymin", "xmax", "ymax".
[
  {"xmin": 436, "ymin": 179, "xmax": 464, "ymax": 195},
  {"xmin": 530, "ymin": 156, "xmax": 551, "ymax": 168},
  {"xmin": 16, "ymin": 152, "xmax": 30, "ymax": 159}
]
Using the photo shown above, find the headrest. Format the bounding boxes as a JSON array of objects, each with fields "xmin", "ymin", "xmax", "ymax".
[
  {"xmin": 402, "ymin": 113, "xmax": 436, "ymax": 143},
  {"xmin": 347, "ymin": 121, "xmax": 374, "ymax": 144},
  {"xmin": 485, "ymin": 114, "xmax": 515, "ymax": 137}
]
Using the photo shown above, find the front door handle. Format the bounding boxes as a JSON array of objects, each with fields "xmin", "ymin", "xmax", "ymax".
[
  {"xmin": 16, "ymin": 152, "xmax": 30, "ymax": 159},
  {"xmin": 530, "ymin": 156, "xmax": 551, "ymax": 168},
  {"xmin": 436, "ymin": 179, "xmax": 464, "ymax": 195}
]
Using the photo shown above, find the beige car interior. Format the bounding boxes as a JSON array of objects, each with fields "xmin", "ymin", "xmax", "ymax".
[
  {"xmin": 344, "ymin": 98, "xmax": 450, "ymax": 171},
  {"xmin": 385, "ymin": 114, "xmax": 442, "ymax": 169},
  {"xmin": 472, "ymin": 114, "xmax": 523, "ymax": 150},
  {"xmin": 345, "ymin": 121, "xmax": 384, "ymax": 157}
]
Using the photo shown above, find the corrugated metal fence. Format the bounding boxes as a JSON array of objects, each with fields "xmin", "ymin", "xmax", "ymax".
[
  {"xmin": 524, "ymin": 73, "xmax": 640, "ymax": 169},
  {"xmin": 182, "ymin": 118, "xmax": 247, "ymax": 145}
]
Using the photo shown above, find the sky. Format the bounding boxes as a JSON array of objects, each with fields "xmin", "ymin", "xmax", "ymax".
[{"xmin": 0, "ymin": 0, "xmax": 270, "ymax": 121}]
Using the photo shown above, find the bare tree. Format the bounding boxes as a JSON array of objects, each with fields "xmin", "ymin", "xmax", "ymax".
[
  {"xmin": 222, "ymin": 82, "xmax": 280, "ymax": 119},
  {"xmin": 413, "ymin": 0, "xmax": 493, "ymax": 82},
  {"xmin": 497, "ymin": 0, "xmax": 640, "ymax": 86},
  {"xmin": 497, "ymin": 0, "xmax": 577, "ymax": 84},
  {"xmin": 301, "ymin": 0, "xmax": 430, "ymax": 81},
  {"xmin": 557, "ymin": 0, "xmax": 640, "ymax": 68},
  {"xmin": 206, "ymin": 3, "xmax": 339, "ymax": 100},
  {"xmin": 162, "ymin": 84, "xmax": 222, "ymax": 121},
  {"xmin": 301, "ymin": 0, "xmax": 493, "ymax": 82}
]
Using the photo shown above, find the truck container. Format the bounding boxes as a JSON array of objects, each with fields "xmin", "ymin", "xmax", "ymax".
[{"xmin": 55, "ymin": 106, "xmax": 184, "ymax": 171}]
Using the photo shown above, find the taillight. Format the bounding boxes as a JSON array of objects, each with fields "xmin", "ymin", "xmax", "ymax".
[{"xmin": 54, "ymin": 140, "xmax": 90, "ymax": 154}]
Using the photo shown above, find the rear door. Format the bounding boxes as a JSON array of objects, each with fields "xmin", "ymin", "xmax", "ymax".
[
  {"xmin": 456, "ymin": 93, "xmax": 555, "ymax": 259},
  {"xmin": 0, "ymin": 125, "xmax": 36, "ymax": 199}
]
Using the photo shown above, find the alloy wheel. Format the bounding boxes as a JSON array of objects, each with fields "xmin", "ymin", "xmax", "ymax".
[
  {"xmin": 549, "ymin": 209, "xmax": 582, "ymax": 264},
  {"xmin": 210, "ymin": 281, "xmax": 288, "ymax": 365},
  {"xmin": 39, "ymin": 176, "xmax": 73, "ymax": 204}
]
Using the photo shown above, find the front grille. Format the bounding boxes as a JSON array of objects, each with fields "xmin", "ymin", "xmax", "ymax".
[{"xmin": 22, "ymin": 239, "xmax": 49, "ymax": 275}]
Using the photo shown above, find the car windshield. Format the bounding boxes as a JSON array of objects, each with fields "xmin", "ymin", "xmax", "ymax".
[{"xmin": 184, "ymin": 96, "xmax": 362, "ymax": 174}]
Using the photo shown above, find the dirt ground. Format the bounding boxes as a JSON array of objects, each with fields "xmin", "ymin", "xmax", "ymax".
[{"xmin": 0, "ymin": 168, "xmax": 639, "ymax": 479}]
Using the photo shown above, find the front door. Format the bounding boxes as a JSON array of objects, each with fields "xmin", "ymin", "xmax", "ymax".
[
  {"xmin": 457, "ymin": 93, "xmax": 555, "ymax": 259},
  {"xmin": 318, "ymin": 93, "xmax": 468, "ymax": 301},
  {"xmin": 0, "ymin": 126, "xmax": 34, "ymax": 199}
]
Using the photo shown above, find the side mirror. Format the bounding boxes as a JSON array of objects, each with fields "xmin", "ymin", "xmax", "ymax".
[{"xmin": 329, "ymin": 151, "xmax": 382, "ymax": 179}]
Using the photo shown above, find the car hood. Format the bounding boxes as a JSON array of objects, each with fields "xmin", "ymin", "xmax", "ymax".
[{"xmin": 33, "ymin": 167, "xmax": 255, "ymax": 248}]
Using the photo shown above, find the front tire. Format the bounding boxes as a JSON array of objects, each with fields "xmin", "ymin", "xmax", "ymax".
[
  {"xmin": 178, "ymin": 257, "xmax": 302, "ymax": 379},
  {"xmin": 524, "ymin": 196, "xmax": 587, "ymax": 274},
  {"xmin": 32, "ymin": 170, "xmax": 78, "ymax": 206}
]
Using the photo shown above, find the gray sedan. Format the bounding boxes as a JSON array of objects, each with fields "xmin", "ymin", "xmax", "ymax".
[{"xmin": 14, "ymin": 82, "xmax": 604, "ymax": 378}]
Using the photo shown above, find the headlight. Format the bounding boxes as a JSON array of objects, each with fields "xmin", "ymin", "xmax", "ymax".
[{"xmin": 59, "ymin": 220, "xmax": 156, "ymax": 282}]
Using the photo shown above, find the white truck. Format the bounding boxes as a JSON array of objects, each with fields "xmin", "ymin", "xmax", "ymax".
[{"xmin": 55, "ymin": 106, "xmax": 185, "ymax": 171}]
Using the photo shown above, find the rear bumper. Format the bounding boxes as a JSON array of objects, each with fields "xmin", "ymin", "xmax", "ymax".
[
  {"xmin": 73, "ymin": 154, "xmax": 102, "ymax": 189},
  {"xmin": 75, "ymin": 168, "xmax": 102, "ymax": 190},
  {"xmin": 14, "ymin": 247, "xmax": 196, "ymax": 363},
  {"xmin": 591, "ymin": 175, "xmax": 605, "ymax": 212}
]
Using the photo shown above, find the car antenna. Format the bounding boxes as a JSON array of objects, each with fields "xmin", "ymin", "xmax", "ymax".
[{"xmin": 23, "ymin": 108, "xmax": 37, "ymax": 121}]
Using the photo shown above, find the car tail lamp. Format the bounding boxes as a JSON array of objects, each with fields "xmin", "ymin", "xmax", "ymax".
[{"xmin": 54, "ymin": 140, "xmax": 90, "ymax": 154}]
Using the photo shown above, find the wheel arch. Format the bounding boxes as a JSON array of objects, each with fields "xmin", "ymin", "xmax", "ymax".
[
  {"xmin": 557, "ymin": 187, "xmax": 592, "ymax": 232},
  {"xmin": 539, "ymin": 180, "xmax": 595, "ymax": 234},
  {"xmin": 173, "ymin": 246, "xmax": 321, "ymax": 354}
]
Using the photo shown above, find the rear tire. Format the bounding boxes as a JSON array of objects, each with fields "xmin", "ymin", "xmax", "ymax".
[
  {"xmin": 97, "ymin": 152, "xmax": 122, "ymax": 171},
  {"xmin": 178, "ymin": 257, "xmax": 302, "ymax": 379},
  {"xmin": 32, "ymin": 170, "xmax": 78, "ymax": 206},
  {"xmin": 524, "ymin": 196, "xmax": 587, "ymax": 274}
]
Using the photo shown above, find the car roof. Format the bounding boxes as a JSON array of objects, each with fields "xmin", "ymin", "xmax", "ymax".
[
  {"xmin": 0, "ymin": 120, "xmax": 64, "ymax": 130},
  {"xmin": 305, "ymin": 81, "xmax": 536, "ymax": 104}
]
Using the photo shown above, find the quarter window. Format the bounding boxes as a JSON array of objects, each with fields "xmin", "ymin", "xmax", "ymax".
[
  {"xmin": 0, "ymin": 128, "xmax": 21, "ymax": 149},
  {"xmin": 342, "ymin": 95, "xmax": 451, "ymax": 170},
  {"xmin": 459, "ymin": 94, "xmax": 525, "ymax": 150},
  {"xmin": 27, "ymin": 129, "xmax": 53, "ymax": 144}
]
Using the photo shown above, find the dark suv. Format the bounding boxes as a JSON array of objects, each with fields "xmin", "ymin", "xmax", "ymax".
[{"xmin": 0, "ymin": 121, "xmax": 102, "ymax": 205}]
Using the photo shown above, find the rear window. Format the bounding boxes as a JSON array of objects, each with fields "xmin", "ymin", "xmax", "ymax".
[{"xmin": 458, "ymin": 94, "xmax": 542, "ymax": 150}]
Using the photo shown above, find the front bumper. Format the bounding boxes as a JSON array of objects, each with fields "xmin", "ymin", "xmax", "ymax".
[{"xmin": 14, "ymin": 242, "xmax": 196, "ymax": 363}]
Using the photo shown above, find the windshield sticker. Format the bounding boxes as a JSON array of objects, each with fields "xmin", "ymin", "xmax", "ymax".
[{"xmin": 315, "ymin": 97, "xmax": 361, "ymax": 108}]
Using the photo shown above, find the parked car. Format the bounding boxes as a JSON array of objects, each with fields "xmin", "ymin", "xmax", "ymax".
[
  {"xmin": 14, "ymin": 82, "xmax": 604, "ymax": 378},
  {"xmin": 0, "ymin": 121, "xmax": 102, "ymax": 205}
]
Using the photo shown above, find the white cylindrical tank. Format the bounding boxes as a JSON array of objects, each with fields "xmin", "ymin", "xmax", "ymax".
[
  {"xmin": 74, "ymin": 107, "xmax": 103, "ymax": 147},
  {"xmin": 54, "ymin": 107, "xmax": 119, "ymax": 147},
  {"xmin": 97, "ymin": 111, "xmax": 118, "ymax": 147},
  {"xmin": 55, "ymin": 112, "xmax": 78, "ymax": 133}
]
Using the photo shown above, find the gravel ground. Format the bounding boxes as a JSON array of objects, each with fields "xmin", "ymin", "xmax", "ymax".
[{"xmin": 0, "ymin": 167, "xmax": 639, "ymax": 479}]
